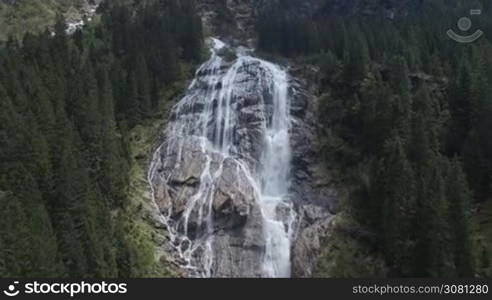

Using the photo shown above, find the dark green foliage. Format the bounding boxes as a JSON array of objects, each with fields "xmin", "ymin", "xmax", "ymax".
[
  {"xmin": 446, "ymin": 159, "xmax": 475, "ymax": 277},
  {"xmin": 412, "ymin": 155, "xmax": 448, "ymax": 277},
  {"xmin": 258, "ymin": 0, "xmax": 490, "ymax": 278},
  {"xmin": 372, "ymin": 135, "xmax": 416, "ymax": 276},
  {"xmin": 0, "ymin": 0, "xmax": 203, "ymax": 277}
]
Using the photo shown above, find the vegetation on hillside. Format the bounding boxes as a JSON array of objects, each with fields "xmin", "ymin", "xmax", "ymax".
[
  {"xmin": 257, "ymin": 0, "xmax": 492, "ymax": 278},
  {"xmin": 0, "ymin": 0, "xmax": 95, "ymax": 40},
  {"xmin": 0, "ymin": 0, "xmax": 203, "ymax": 277}
]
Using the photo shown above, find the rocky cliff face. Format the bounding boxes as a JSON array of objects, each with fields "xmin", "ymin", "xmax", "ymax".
[
  {"xmin": 287, "ymin": 63, "xmax": 341, "ymax": 277},
  {"xmin": 196, "ymin": 0, "xmax": 417, "ymax": 43},
  {"xmin": 146, "ymin": 1, "xmax": 344, "ymax": 278},
  {"xmin": 147, "ymin": 39, "xmax": 339, "ymax": 277},
  {"xmin": 196, "ymin": 0, "xmax": 257, "ymax": 42},
  {"xmin": 149, "ymin": 40, "xmax": 298, "ymax": 277}
]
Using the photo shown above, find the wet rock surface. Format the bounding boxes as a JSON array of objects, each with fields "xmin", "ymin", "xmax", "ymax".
[
  {"xmin": 149, "ymin": 40, "xmax": 295, "ymax": 277},
  {"xmin": 148, "ymin": 39, "xmax": 340, "ymax": 277},
  {"xmin": 288, "ymin": 65, "xmax": 339, "ymax": 277}
]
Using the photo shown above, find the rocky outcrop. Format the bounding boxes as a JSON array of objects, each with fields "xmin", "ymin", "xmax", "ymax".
[
  {"xmin": 149, "ymin": 41, "xmax": 296, "ymax": 277},
  {"xmin": 65, "ymin": 0, "xmax": 102, "ymax": 34},
  {"xmin": 287, "ymin": 64, "xmax": 340, "ymax": 277},
  {"xmin": 148, "ymin": 37, "xmax": 341, "ymax": 277},
  {"xmin": 151, "ymin": 136, "xmax": 266, "ymax": 277},
  {"xmin": 149, "ymin": 1, "xmax": 353, "ymax": 277},
  {"xmin": 196, "ymin": 0, "xmax": 417, "ymax": 45},
  {"xmin": 197, "ymin": 0, "xmax": 258, "ymax": 42},
  {"xmin": 317, "ymin": 0, "xmax": 418, "ymax": 18}
]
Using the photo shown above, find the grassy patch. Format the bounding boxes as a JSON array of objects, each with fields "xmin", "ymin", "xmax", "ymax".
[
  {"xmin": 121, "ymin": 78, "xmax": 189, "ymax": 277},
  {"xmin": 123, "ymin": 116, "xmax": 176, "ymax": 277},
  {"xmin": 0, "ymin": 0, "xmax": 91, "ymax": 41},
  {"xmin": 0, "ymin": 0, "xmax": 61, "ymax": 40},
  {"xmin": 216, "ymin": 46, "xmax": 237, "ymax": 62}
]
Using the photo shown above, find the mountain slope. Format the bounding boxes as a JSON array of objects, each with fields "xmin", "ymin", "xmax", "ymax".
[
  {"xmin": 0, "ymin": 0, "xmax": 102, "ymax": 40},
  {"xmin": 0, "ymin": 0, "xmax": 203, "ymax": 278},
  {"xmin": 256, "ymin": 0, "xmax": 492, "ymax": 278}
]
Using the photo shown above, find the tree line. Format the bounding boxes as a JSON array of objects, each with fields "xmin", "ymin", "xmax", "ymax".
[
  {"xmin": 0, "ymin": 0, "xmax": 203, "ymax": 277},
  {"xmin": 257, "ymin": 0, "xmax": 491, "ymax": 277}
]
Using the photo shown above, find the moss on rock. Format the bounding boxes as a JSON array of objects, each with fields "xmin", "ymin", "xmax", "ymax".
[{"xmin": 313, "ymin": 213, "xmax": 387, "ymax": 278}]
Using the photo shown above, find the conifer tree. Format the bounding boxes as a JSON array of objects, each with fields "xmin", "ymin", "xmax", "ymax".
[
  {"xmin": 378, "ymin": 135, "xmax": 416, "ymax": 275},
  {"xmin": 446, "ymin": 159, "xmax": 475, "ymax": 277},
  {"xmin": 413, "ymin": 153, "xmax": 449, "ymax": 277}
]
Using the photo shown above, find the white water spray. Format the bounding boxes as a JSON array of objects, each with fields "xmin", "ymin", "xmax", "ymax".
[{"xmin": 148, "ymin": 38, "xmax": 296, "ymax": 277}]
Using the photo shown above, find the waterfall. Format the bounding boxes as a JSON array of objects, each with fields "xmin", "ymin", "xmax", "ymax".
[{"xmin": 148, "ymin": 38, "xmax": 296, "ymax": 277}]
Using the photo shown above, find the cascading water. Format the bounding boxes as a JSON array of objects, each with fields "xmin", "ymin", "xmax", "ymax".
[{"xmin": 148, "ymin": 38, "xmax": 296, "ymax": 277}]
